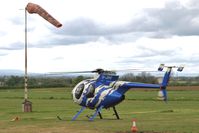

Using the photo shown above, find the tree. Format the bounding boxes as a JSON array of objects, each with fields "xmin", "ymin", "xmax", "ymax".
[
  {"xmin": 120, "ymin": 72, "xmax": 158, "ymax": 84},
  {"xmin": 72, "ymin": 76, "xmax": 85, "ymax": 86}
]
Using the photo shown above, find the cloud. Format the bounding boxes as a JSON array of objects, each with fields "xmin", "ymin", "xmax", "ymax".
[
  {"xmin": 133, "ymin": 46, "xmax": 178, "ymax": 58},
  {"xmin": 186, "ymin": 0, "xmax": 199, "ymax": 9},
  {"xmin": 57, "ymin": 18, "xmax": 140, "ymax": 37},
  {"xmin": 9, "ymin": 16, "xmax": 24, "ymax": 25},
  {"xmin": 0, "ymin": 53, "xmax": 8, "ymax": 57},
  {"xmin": 56, "ymin": 18, "xmax": 107, "ymax": 36},
  {"xmin": 113, "ymin": 35, "xmax": 199, "ymax": 71},
  {"xmin": 128, "ymin": 0, "xmax": 199, "ymax": 37},
  {"xmin": 116, "ymin": 47, "xmax": 178, "ymax": 65},
  {"xmin": 53, "ymin": 56, "xmax": 64, "ymax": 60},
  {"xmin": 167, "ymin": 54, "xmax": 199, "ymax": 64},
  {"xmin": 0, "ymin": 42, "xmax": 24, "ymax": 50},
  {"xmin": 0, "ymin": 31, "xmax": 6, "ymax": 36},
  {"xmin": 7, "ymin": 0, "xmax": 195, "ymax": 49},
  {"xmin": 45, "ymin": 0, "xmax": 199, "ymax": 46},
  {"xmin": 48, "ymin": 18, "xmax": 146, "ymax": 45}
]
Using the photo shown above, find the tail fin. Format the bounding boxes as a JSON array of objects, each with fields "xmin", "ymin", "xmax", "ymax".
[{"xmin": 158, "ymin": 64, "xmax": 184, "ymax": 101}]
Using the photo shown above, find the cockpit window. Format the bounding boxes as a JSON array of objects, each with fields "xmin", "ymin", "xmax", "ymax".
[
  {"xmin": 75, "ymin": 84, "xmax": 84, "ymax": 99},
  {"xmin": 86, "ymin": 84, "xmax": 95, "ymax": 98}
]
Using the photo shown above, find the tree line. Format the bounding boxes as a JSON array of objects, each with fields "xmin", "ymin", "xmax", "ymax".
[
  {"xmin": 0, "ymin": 75, "xmax": 86, "ymax": 89},
  {"xmin": 0, "ymin": 72, "xmax": 198, "ymax": 89}
]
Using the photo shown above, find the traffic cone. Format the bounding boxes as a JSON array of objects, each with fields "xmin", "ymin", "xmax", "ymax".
[{"xmin": 131, "ymin": 119, "xmax": 138, "ymax": 133}]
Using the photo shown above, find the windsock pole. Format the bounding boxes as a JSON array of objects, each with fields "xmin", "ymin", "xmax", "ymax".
[
  {"xmin": 22, "ymin": 9, "xmax": 32, "ymax": 112},
  {"xmin": 24, "ymin": 9, "xmax": 28, "ymax": 102}
]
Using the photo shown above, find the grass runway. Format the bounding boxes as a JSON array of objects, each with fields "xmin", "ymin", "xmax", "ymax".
[{"xmin": 0, "ymin": 87, "xmax": 199, "ymax": 133}]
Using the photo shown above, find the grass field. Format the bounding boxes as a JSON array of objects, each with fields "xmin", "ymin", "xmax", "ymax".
[{"xmin": 0, "ymin": 86, "xmax": 199, "ymax": 133}]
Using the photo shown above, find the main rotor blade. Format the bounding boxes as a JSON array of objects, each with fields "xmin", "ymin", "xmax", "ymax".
[
  {"xmin": 46, "ymin": 68, "xmax": 160, "ymax": 75},
  {"xmin": 111, "ymin": 68, "xmax": 140, "ymax": 72},
  {"xmin": 47, "ymin": 68, "xmax": 105, "ymax": 75},
  {"xmin": 47, "ymin": 71, "xmax": 93, "ymax": 75}
]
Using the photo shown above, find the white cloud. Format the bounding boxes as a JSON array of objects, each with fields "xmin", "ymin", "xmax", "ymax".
[
  {"xmin": 0, "ymin": 0, "xmax": 199, "ymax": 75},
  {"xmin": 10, "ymin": 35, "xmax": 197, "ymax": 74}
]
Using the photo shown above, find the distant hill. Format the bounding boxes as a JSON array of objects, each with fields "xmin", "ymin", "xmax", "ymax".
[
  {"xmin": 0, "ymin": 69, "xmax": 198, "ymax": 77},
  {"xmin": 0, "ymin": 69, "xmax": 24, "ymax": 76},
  {"xmin": 0, "ymin": 69, "xmax": 83, "ymax": 77}
]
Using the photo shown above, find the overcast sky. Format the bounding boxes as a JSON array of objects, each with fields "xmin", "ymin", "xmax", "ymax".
[{"xmin": 0, "ymin": 0, "xmax": 199, "ymax": 74}]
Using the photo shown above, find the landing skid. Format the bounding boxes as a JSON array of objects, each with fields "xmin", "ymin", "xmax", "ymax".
[
  {"xmin": 57, "ymin": 115, "xmax": 63, "ymax": 120},
  {"xmin": 71, "ymin": 106, "xmax": 120, "ymax": 121},
  {"xmin": 113, "ymin": 106, "xmax": 120, "ymax": 119}
]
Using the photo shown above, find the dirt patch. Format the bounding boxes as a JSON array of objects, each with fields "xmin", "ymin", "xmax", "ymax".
[
  {"xmin": 116, "ymin": 131, "xmax": 175, "ymax": 133},
  {"xmin": 0, "ymin": 126, "xmax": 102, "ymax": 133},
  {"xmin": 168, "ymin": 86, "xmax": 199, "ymax": 90}
]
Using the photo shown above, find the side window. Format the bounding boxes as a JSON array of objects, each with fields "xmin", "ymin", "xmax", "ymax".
[
  {"xmin": 86, "ymin": 84, "xmax": 95, "ymax": 98},
  {"xmin": 75, "ymin": 84, "xmax": 84, "ymax": 99}
]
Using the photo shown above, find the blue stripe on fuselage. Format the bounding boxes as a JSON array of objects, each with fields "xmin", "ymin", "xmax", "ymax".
[
  {"xmin": 79, "ymin": 80, "xmax": 95, "ymax": 107},
  {"xmin": 86, "ymin": 86, "xmax": 108, "ymax": 108}
]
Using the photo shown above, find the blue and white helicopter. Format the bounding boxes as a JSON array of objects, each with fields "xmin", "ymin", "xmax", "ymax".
[{"xmin": 65, "ymin": 64, "xmax": 184, "ymax": 121}]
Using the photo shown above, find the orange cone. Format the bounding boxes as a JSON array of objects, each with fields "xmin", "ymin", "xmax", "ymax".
[{"xmin": 131, "ymin": 119, "xmax": 138, "ymax": 133}]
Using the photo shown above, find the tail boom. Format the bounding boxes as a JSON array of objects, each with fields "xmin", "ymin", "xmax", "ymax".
[{"xmin": 115, "ymin": 64, "xmax": 184, "ymax": 101}]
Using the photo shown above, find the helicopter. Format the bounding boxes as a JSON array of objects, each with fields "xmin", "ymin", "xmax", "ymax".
[{"xmin": 54, "ymin": 64, "xmax": 184, "ymax": 121}]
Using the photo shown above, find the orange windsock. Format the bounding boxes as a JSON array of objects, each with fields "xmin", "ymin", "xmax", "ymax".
[{"xmin": 26, "ymin": 3, "xmax": 62, "ymax": 28}]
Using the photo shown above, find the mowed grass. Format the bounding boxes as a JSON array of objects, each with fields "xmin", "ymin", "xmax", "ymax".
[{"xmin": 0, "ymin": 87, "xmax": 199, "ymax": 133}]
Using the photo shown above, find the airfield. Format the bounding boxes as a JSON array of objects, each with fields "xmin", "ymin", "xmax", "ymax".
[{"xmin": 0, "ymin": 86, "xmax": 199, "ymax": 133}]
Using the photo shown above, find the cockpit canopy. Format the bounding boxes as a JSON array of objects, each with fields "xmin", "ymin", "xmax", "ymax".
[
  {"xmin": 74, "ymin": 82, "xmax": 95, "ymax": 100},
  {"xmin": 86, "ymin": 84, "xmax": 95, "ymax": 98},
  {"xmin": 75, "ymin": 84, "xmax": 84, "ymax": 99}
]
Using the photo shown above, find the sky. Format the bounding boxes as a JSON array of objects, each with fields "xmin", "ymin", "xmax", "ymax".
[{"xmin": 0, "ymin": 0, "xmax": 199, "ymax": 74}]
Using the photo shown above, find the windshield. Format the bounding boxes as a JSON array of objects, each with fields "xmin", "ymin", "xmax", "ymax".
[{"xmin": 75, "ymin": 84, "xmax": 84, "ymax": 99}]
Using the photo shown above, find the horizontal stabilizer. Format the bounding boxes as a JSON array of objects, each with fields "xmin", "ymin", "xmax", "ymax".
[
  {"xmin": 158, "ymin": 64, "xmax": 184, "ymax": 72},
  {"xmin": 177, "ymin": 66, "xmax": 184, "ymax": 72},
  {"xmin": 158, "ymin": 64, "xmax": 165, "ymax": 71}
]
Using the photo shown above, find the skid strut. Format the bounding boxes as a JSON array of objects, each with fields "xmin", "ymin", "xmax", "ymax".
[
  {"xmin": 89, "ymin": 106, "xmax": 103, "ymax": 121},
  {"xmin": 113, "ymin": 106, "xmax": 120, "ymax": 119},
  {"xmin": 72, "ymin": 106, "xmax": 86, "ymax": 121}
]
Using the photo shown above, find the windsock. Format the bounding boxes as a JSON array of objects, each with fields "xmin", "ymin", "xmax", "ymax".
[{"xmin": 26, "ymin": 3, "xmax": 62, "ymax": 28}]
